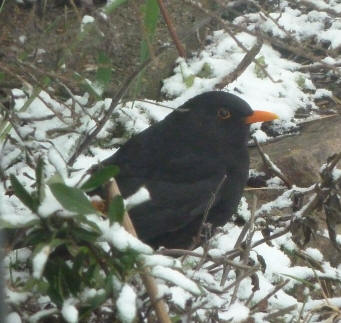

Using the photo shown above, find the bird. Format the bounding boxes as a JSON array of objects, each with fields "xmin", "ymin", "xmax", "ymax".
[{"xmin": 95, "ymin": 91, "xmax": 278, "ymax": 249}]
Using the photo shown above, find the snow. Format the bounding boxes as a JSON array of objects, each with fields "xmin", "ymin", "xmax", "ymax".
[
  {"xmin": 169, "ymin": 286, "xmax": 191, "ymax": 309},
  {"xmin": 141, "ymin": 254, "xmax": 181, "ymax": 268},
  {"xmin": 218, "ymin": 302, "xmax": 249, "ymax": 322},
  {"xmin": 124, "ymin": 186, "xmax": 150, "ymax": 210},
  {"xmin": 305, "ymin": 248, "xmax": 324, "ymax": 262},
  {"xmin": 116, "ymin": 285, "xmax": 136, "ymax": 323},
  {"xmin": 152, "ymin": 266, "xmax": 201, "ymax": 295},
  {"xmin": 32, "ymin": 245, "xmax": 50, "ymax": 279},
  {"xmin": 61, "ymin": 299, "xmax": 79, "ymax": 323},
  {"xmin": 6, "ymin": 312, "xmax": 22, "ymax": 323},
  {"xmin": 48, "ymin": 147, "xmax": 68, "ymax": 180},
  {"xmin": 102, "ymin": 222, "xmax": 153, "ymax": 254},
  {"xmin": 2, "ymin": 2, "xmax": 341, "ymax": 322}
]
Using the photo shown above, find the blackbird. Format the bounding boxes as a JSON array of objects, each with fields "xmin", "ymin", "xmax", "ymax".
[{"xmin": 97, "ymin": 91, "xmax": 278, "ymax": 248}]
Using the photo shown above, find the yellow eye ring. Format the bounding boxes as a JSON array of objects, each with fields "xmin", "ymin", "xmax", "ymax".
[{"xmin": 217, "ymin": 108, "xmax": 231, "ymax": 120}]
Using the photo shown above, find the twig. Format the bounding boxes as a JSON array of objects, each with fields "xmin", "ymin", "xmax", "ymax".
[
  {"xmin": 250, "ymin": 279, "xmax": 290, "ymax": 312},
  {"xmin": 216, "ymin": 37, "xmax": 263, "ymax": 89},
  {"xmin": 253, "ymin": 136, "xmax": 292, "ymax": 188},
  {"xmin": 230, "ymin": 195, "xmax": 257, "ymax": 304},
  {"xmin": 220, "ymin": 215, "xmax": 252, "ymax": 286},
  {"xmin": 107, "ymin": 180, "xmax": 171, "ymax": 323},
  {"xmin": 264, "ymin": 304, "xmax": 297, "ymax": 320},
  {"xmin": 158, "ymin": 248, "xmax": 257, "ymax": 270},
  {"xmin": 190, "ymin": 174, "xmax": 227, "ymax": 249},
  {"xmin": 67, "ymin": 58, "xmax": 152, "ymax": 166},
  {"xmin": 157, "ymin": 0, "xmax": 186, "ymax": 58},
  {"xmin": 186, "ymin": 0, "xmax": 281, "ymax": 83}
]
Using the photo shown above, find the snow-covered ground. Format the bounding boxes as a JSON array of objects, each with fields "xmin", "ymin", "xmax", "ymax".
[{"xmin": 1, "ymin": 1, "xmax": 341, "ymax": 322}]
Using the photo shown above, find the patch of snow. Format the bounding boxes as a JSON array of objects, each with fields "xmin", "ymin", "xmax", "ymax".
[
  {"xmin": 305, "ymin": 248, "xmax": 323, "ymax": 262},
  {"xmin": 6, "ymin": 312, "xmax": 22, "ymax": 323},
  {"xmin": 125, "ymin": 186, "xmax": 150, "ymax": 210},
  {"xmin": 141, "ymin": 254, "xmax": 181, "ymax": 268},
  {"xmin": 32, "ymin": 245, "xmax": 50, "ymax": 279},
  {"xmin": 61, "ymin": 299, "xmax": 78, "ymax": 323},
  {"xmin": 102, "ymin": 222, "xmax": 153, "ymax": 254},
  {"xmin": 152, "ymin": 266, "xmax": 201, "ymax": 295},
  {"xmin": 218, "ymin": 302, "xmax": 249, "ymax": 322},
  {"xmin": 116, "ymin": 285, "xmax": 136, "ymax": 323},
  {"xmin": 169, "ymin": 286, "xmax": 191, "ymax": 309}
]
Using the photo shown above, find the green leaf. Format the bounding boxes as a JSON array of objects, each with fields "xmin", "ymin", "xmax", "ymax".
[
  {"xmin": 108, "ymin": 195, "xmax": 125, "ymax": 224},
  {"xmin": 26, "ymin": 227, "xmax": 50, "ymax": 246},
  {"xmin": 184, "ymin": 74, "xmax": 195, "ymax": 88},
  {"xmin": 72, "ymin": 226, "xmax": 100, "ymax": 243},
  {"xmin": 95, "ymin": 52, "xmax": 112, "ymax": 91},
  {"xmin": 254, "ymin": 55, "xmax": 267, "ymax": 79},
  {"xmin": 35, "ymin": 156, "xmax": 45, "ymax": 203},
  {"xmin": 81, "ymin": 165, "xmax": 119, "ymax": 192},
  {"xmin": 49, "ymin": 183, "xmax": 97, "ymax": 215},
  {"xmin": 140, "ymin": 0, "xmax": 160, "ymax": 63},
  {"xmin": 10, "ymin": 174, "xmax": 38, "ymax": 212},
  {"xmin": 46, "ymin": 172, "xmax": 64, "ymax": 185}
]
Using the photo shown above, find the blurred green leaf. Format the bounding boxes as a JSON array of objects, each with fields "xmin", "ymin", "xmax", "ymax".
[
  {"xmin": 140, "ymin": 0, "xmax": 160, "ymax": 63},
  {"xmin": 49, "ymin": 183, "xmax": 97, "ymax": 215},
  {"xmin": 184, "ymin": 74, "xmax": 195, "ymax": 88},
  {"xmin": 46, "ymin": 172, "xmax": 64, "ymax": 185},
  {"xmin": 10, "ymin": 174, "xmax": 38, "ymax": 212},
  {"xmin": 108, "ymin": 195, "xmax": 125, "ymax": 224},
  {"xmin": 72, "ymin": 226, "xmax": 100, "ymax": 243},
  {"xmin": 26, "ymin": 228, "xmax": 50, "ymax": 246},
  {"xmin": 197, "ymin": 62, "xmax": 213, "ymax": 78},
  {"xmin": 95, "ymin": 52, "xmax": 112, "ymax": 91},
  {"xmin": 254, "ymin": 55, "xmax": 267, "ymax": 79},
  {"xmin": 0, "ymin": 71, "xmax": 4, "ymax": 82},
  {"xmin": 81, "ymin": 165, "xmax": 119, "ymax": 192}
]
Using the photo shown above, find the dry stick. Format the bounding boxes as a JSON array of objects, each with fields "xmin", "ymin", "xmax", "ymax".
[
  {"xmin": 186, "ymin": 0, "xmax": 280, "ymax": 83},
  {"xmin": 158, "ymin": 248, "xmax": 256, "ymax": 270},
  {"xmin": 107, "ymin": 180, "xmax": 171, "ymax": 323},
  {"xmin": 230, "ymin": 195, "xmax": 258, "ymax": 304},
  {"xmin": 250, "ymin": 279, "xmax": 290, "ymax": 312},
  {"xmin": 67, "ymin": 57, "xmax": 152, "ymax": 166},
  {"xmin": 297, "ymin": 152, "xmax": 341, "ymax": 218},
  {"xmin": 216, "ymin": 37, "xmax": 263, "ymax": 89},
  {"xmin": 264, "ymin": 304, "xmax": 297, "ymax": 321},
  {"xmin": 190, "ymin": 174, "xmax": 228, "ymax": 250},
  {"xmin": 253, "ymin": 136, "xmax": 292, "ymax": 189},
  {"xmin": 156, "ymin": 0, "xmax": 186, "ymax": 58},
  {"xmin": 220, "ymin": 212, "xmax": 253, "ymax": 286},
  {"xmin": 193, "ymin": 0, "xmax": 341, "ymax": 78}
]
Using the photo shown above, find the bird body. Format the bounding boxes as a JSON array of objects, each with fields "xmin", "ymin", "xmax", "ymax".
[{"xmin": 99, "ymin": 91, "xmax": 277, "ymax": 248}]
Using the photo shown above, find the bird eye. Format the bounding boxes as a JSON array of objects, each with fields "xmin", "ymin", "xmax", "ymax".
[{"xmin": 217, "ymin": 108, "xmax": 231, "ymax": 120}]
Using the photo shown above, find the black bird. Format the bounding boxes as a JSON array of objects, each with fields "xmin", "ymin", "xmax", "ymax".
[{"xmin": 98, "ymin": 91, "xmax": 278, "ymax": 248}]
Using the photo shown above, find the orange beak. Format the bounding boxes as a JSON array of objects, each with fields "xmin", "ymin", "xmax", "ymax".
[{"xmin": 245, "ymin": 110, "xmax": 279, "ymax": 124}]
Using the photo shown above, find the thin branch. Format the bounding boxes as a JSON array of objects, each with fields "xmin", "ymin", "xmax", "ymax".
[
  {"xmin": 216, "ymin": 37, "xmax": 263, "ymax": 89},
  {"xmin": 107, "ymin": 180, "xmax": 171, "ymax": 323},
  {"xmin": 190, "ymin": 174, "xmax": 227, "ymax": 249},
  {"xmin": 250, "ymin": 279, "xmax": 290, "ymax": 312},
  {"xmin": 157, "ymin": 0, "xmax": 186, "ymax": 58},
  {"xmin": 253, "ymin": 136, "xmax": 292, "ymax": 188}
]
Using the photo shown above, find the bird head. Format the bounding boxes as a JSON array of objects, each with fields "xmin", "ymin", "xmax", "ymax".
[{"xmin": 175, "ymin": 91, "xmax": 278, "ymax": 148}]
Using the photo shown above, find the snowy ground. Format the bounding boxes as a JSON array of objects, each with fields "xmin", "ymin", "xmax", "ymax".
[{"xmin": 1, "ymin": 1, "xmax": 341, "ymax": 322}]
